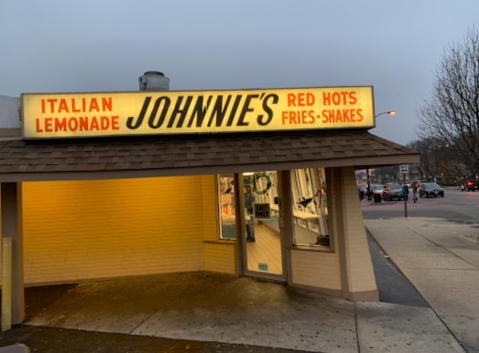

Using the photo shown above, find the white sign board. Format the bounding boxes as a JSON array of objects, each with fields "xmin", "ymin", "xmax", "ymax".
[{"xmin": 399, "ymin": 165, "xmax": 409, "ymax": 174}]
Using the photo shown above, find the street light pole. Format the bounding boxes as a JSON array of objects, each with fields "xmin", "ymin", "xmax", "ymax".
[
  {"xmin": 375, "ymin": 111, "xmax": 396, "ymax": 118},
  {"xmin": 367, "ymin": 169, "xmax": 372, "ymax": 200}
]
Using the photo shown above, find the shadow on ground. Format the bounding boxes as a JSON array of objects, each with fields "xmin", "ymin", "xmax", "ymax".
[
  {"xmin": 367, "ymin": 232, "xmax": 429, "ymax": 307},
  {"xmin": 0, "ymin": 325, "xmax": 298, "ymax": 353}
]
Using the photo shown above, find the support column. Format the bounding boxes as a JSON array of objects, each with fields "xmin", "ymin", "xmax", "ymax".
[
  {"xmin": 279, "ymin": 170, "xmax": 294, "ymax": 285},
  {"xmin": 233, "ymin": 174, "xmax": 245, "ymax": 276},
  {"xmin": 334, "ymin": 167, "xmax": 379, "ymax": 302},
  {"xmin": 1, "ymin": 183, "xmax": 25, "ymax": 324}
]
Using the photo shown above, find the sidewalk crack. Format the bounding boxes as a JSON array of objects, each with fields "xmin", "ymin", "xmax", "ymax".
[{"xmin": 354, "ymin": 302, "xmax": 361, "ymax": 353}]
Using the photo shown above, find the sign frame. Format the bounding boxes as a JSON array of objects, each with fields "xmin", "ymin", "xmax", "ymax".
[
  {"xmin": 399, "ymin": 165, "xmax": 409, "ymax": 174},
  {"xmin": 21, "ymin": 86, "xmax": 376, "ymax": 139}
]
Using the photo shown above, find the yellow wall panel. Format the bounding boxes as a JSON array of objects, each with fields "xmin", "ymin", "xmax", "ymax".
[
  {"xmin": 18, "ymin": 176, "xmax": 214, "ymax": 285},
  {"xmin": 202, "ymin": 175, "xmax": 218, "ymax": 242},
  {"xmin": 204, "ymin": 243, "xmax": 235, "ymax": 274},
  {"xmin": 291, "ymin": 250, "xmax": 341, "ymax": 290},
  {"xmin": 340, "ymin": 167, "xmax": 378, "ymax": 293}
]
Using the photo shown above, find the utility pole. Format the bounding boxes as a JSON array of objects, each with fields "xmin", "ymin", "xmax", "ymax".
[
  {"xmin": 367, "ymin": 169, "xmax": 372, "ymax": 200},
  {"xmin": 403, "ymin": 173, "xmax": 408, "ymax": 218},
  {"xmin": 400, "ymin": 165, "xmax": 409, "ymax": 218}
]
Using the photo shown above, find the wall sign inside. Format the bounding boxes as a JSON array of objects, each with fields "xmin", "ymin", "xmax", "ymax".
[{"xmin": 254, "ymin": 203, "xmax": 271, "ymax": 220}]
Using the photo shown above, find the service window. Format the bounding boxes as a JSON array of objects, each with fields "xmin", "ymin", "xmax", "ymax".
[
  {"xmin": 218, "ymin": 174, "xmax": 236, "ymax": 240},
  {"xmin": 290, "ymin": 168, "xmax": 330, "ymax": 248}
]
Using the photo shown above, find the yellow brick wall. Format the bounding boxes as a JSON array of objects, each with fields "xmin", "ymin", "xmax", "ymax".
[
  {"xmin": 8, "ymin": 176, "xmax": 217, "ymax": 285},
  {"xmin": 340, "ymin": 167, "xmax": 377, "ymax": 293},
  {"xmin": 202, "ymin": 175, "xmax": 219, "ymax": 242},
  {"xmin": 291, "ymin": 250, "xmax": 341, "ymax": 290},
  {"xmin": 204, "ymin": 243, "xmax": 236, "ymax": 274}
]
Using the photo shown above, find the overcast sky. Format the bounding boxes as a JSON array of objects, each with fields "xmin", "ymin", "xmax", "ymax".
[{"xmin": 1, "ymin": 0, "xmax": 477, "ymax": 145}]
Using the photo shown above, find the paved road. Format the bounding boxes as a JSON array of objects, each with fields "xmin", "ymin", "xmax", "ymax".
[{"xmin": 362, "ymin": 186, "xmax": 479, "ymax": 223}]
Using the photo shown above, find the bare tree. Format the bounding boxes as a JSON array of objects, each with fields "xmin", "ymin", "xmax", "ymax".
[
  {"xmin": 418, "ymin": 28, "xmax": 479, "ymax": 177},
  {"xmin": 407, "ymin": 138, "xmax": 464, "ymax": 181},
  {"xmin": 375, "ymin": 166, "xmax": 400, "ymax": 183}
]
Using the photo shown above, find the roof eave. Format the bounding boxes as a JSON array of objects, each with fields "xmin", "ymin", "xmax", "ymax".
[{"xmin": 0, "ymin": 152, "xmax": 420, "ymax": 183}]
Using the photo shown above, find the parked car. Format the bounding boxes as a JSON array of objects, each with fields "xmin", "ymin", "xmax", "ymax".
[
  {"xmin": 461, "ymin": 180, "xmax": 478, "ymax": 192},
  {"xmin": 383, "ymin": 183, "xmax": 403, "ymax": 201},
  {"xmin": 419, "ymin": 182, "xmax": 444, "ymax": 198}
]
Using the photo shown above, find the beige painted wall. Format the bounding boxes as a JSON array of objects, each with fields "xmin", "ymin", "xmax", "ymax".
[
  {"xmin": 291, "ymin": 250, "xmax": 341, "ymax": 290},
  {"xmin": 339, "ymin": 167, "xmax": 378, "ymax": 296}
]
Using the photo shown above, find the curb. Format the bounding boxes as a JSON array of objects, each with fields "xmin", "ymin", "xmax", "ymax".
[{"xmin": 365, "ymin": 226, "xmax": 417, "ymax": 289}]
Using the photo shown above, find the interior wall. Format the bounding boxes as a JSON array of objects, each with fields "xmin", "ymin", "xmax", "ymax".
[{"xmin": 5, "ymin": 176, "xmax": 211, "ymax": 286}]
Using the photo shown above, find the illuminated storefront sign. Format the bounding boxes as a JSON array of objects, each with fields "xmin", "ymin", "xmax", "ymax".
[{"xmin": 22, "ymin": 87, "xmax": 374, "ymax": 139}]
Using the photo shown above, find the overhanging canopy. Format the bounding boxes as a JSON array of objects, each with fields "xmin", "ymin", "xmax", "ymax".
[{"xmin": 0, "ymin": 130, "xmax": 419, "ymax": 182}]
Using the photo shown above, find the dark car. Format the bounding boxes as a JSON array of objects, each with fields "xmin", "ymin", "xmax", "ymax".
[
  {"xmin": 383, "ymin": 183, "xmax": 403, "ymax": 201},
  {"xmin": 419, "ymin": 182, "xmax": 444, "ymax": 198},
  {"xmin": 461, "ymin": 180, "xmax": 478, "ymax": 192}
]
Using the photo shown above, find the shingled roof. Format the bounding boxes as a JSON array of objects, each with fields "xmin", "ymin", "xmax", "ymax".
[{"xmin": 0, "ymin": 130, "xmax": 419, "ymax": 181}]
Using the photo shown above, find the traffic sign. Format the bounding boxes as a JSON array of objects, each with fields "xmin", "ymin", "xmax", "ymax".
[{"xmin": 399, "ymin": 165, "xmax": 409, "ymax": 174}]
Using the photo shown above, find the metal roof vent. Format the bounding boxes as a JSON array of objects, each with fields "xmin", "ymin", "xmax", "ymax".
[{"xmin": 139, "ymin": 71, "xmax": 170, "ymax": 91}]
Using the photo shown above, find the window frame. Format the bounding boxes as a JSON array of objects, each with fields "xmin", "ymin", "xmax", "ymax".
[
  {"xmin": 289, "ymin": 168, "xmax": 332, "ymax": 251},
  {"xmin": 216, "ymin": 174, "xmax": 237, "ymax": 242}
]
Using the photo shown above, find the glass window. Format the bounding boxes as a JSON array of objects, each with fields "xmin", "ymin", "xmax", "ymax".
[
  {"xmin": 290, "ymin": 168, "xmax": 330, "ymax": 248},
  {"xmin": 218, "ymin": 175, "xmax": 236, "ymax": 240}
]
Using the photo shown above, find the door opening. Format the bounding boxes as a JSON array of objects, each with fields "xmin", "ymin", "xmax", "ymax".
[{"xmin": 241, "ymin": 171, "xmax": 286, "ymax": 281}]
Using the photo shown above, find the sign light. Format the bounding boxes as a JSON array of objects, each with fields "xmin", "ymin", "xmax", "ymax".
[{"xmin": 22, "ymin": 86, "xmax": 375, "ymax": 139}]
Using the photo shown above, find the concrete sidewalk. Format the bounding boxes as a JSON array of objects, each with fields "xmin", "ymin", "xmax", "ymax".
[
  {"xmin": 12, "ymin": 271, "xmax": 463, "ymax": 353},
  {"xmin": 366, "ymin": 217, "xmax": 479, "ymax": 353}
]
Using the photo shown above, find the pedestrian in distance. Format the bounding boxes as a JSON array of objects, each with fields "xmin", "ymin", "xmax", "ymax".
[
  {"xmin": 402, "ymin": 184, "xmax": 409, "ymax": 201},
  {"xmin": 243, "ymin": 185, "xmax": 256, "ymax": 242},
  {"xmin": 412, "ymin": 182, "xmax": 418, "ymax": 203}
]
